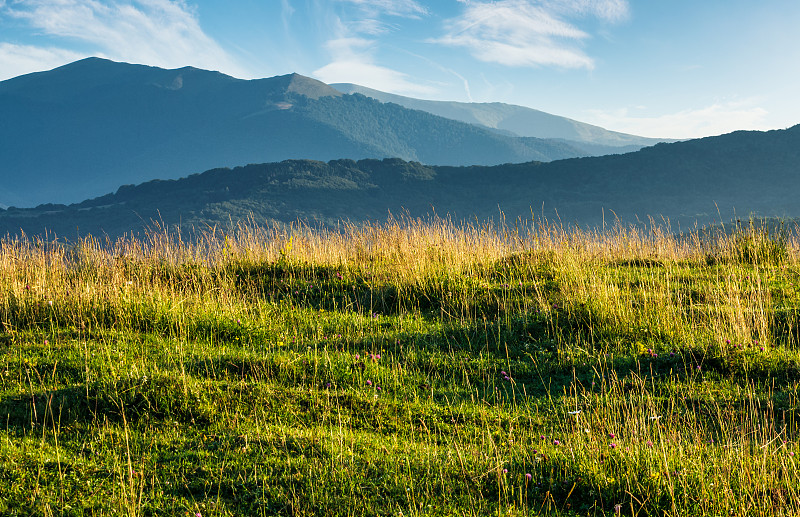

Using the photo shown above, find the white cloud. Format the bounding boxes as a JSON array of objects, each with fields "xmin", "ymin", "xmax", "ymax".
[
  {"xmin": 586, "ymin": 101, "xmax": 771, "ymax": 139},
  {"xmin": 315, "ymin": 59, "xmax": 438, "ymax": 96},
  {"xmin": 434, "ymin": 0, "xmax": 629, "ymax": 69},
  {"xmin": 0, "ymin": 42, "xmax": 86, "ymax": 80},
  {"xmin": 1, "ymin": 0, "xmax": 251, "ymax": 77},
  {"xmin": 313, "ymin": 37, "xmax": 437, "ymax": 96},
  {"xmin": 312, "ymin": 1, "xmax": 436, "ymax": 95}
]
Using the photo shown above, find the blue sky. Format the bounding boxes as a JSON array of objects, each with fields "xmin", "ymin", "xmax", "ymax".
[{"xmin": 1, "ymin": 0, "xmax": 797, "ymax": 138}]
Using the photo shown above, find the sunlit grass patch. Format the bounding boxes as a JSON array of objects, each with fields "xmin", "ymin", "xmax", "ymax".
[{"xmin": 2, "ymin": 217, "xmax": 800, "ymax": 515}]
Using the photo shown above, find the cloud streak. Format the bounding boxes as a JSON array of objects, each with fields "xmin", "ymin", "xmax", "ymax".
[
  {"xmin": 434, "ymin": 0, "xmax": 629, "ymax": 69},
  {"xmin": 1, "ymin": 0, "xmax": 250, "ymax": 78},
  {"xmin": 0, "ymin": 42, "xmax": 85, "ymax": 80},
  {"xmin": 314, "ymin": 36, "xmax": 437, "ymax": 96},
  {"xmin": 337, "ymin": 0, "xmax": 428, "ymax": 18},
  {"xmin": 312, "ymin": 0, "xmax": 436, "ymax": 96}
]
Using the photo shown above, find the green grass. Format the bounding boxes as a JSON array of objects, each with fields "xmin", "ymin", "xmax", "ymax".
[{"xmin": 2, "ymin": 218, "xmax": 800, "ymax": 516}]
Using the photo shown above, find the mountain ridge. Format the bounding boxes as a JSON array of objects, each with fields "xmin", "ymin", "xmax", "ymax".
[
  {"xmin": 1, "ymin": 58, "xmax": 661, "ymax": 208},
  {"xmin": 330, "ymin": 82, "xmax": 670, "ymax": 147},
  {"xmin": 2, "ymin": 124, "xmax": 798, "ymax": 240}
]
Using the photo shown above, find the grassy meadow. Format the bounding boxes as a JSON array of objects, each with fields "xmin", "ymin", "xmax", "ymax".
[{"xmin": 2, "ymin": 217, "xmax": 800, "ymax": 516}]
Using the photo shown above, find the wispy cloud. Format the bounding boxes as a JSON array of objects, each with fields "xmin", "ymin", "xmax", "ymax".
[
  {"xmin": 281, "ymin": 0, "xmax": 295, "ymax": 31},
  {"xmin": 586, "ymin": 100, "xmax": 771, "ymax": 139},
  {"xmin": 434, "ymin": 0, "xmax": 629, "ymax": 69},
  {"xmin": 0, "ymin": 43, "xmax": 85, "ymax": 80},
  {"xmin": 1, "ymin": 0, "xmax": 250, "ymax": 78},
  {"xmin": 314, "ymin": 36, "xmax": 437, "ymax": 96},
  {"xmin": 336, "ymin": 0, "xmax": 428, "ymax": 18},
  {"xmin": 312, "ymin": 0, "xmax": 435, "ymax": 95}
]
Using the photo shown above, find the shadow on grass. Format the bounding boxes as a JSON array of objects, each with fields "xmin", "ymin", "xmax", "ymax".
[{"xmin": 0, "ymin": 375, "xmax": 214, "ymax": 432}]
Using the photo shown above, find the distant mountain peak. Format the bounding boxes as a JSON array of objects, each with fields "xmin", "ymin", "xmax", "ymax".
[{"xmin": 278, "ymin": 73, "xmax": 342, "ymax": 100}]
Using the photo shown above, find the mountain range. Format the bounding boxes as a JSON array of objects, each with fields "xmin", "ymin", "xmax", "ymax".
[
  {"xmin": 2, "ymin": 124, "xmax": 798, "ymax": 240},
  {"xmin": 0, "ymin": 58, "xmax": 660, "ymax": 208},
  {"xmin": 330, "ymin": 83, "xmax": 667, "ymax": 148}
]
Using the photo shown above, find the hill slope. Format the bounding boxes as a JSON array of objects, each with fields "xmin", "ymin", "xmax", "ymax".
[
  {"xmin": 0, "ymin": 58, "xmax": 633, "ymax": 208},
  {"xmin": 2, "ymin": 125, "xmax": 798, "ymax": 239},
  {"xmin": 331, "ymin": 82, "xmax": 668, "ymax": 148}
]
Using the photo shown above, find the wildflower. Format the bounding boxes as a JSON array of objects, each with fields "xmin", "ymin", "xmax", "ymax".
[
  {"xmin": 553, "ymin": 439, "xmax": 560, "ymax": 446},
  {"xmin": 525, "ymin": 473, "xmax": 532, "ymax": 481},
  {"xmin": 501, "ymin": 370, "xmax": 507, "ymax": 376},
  {"xmin": 502, "ymin": 469, "xmax": 508, "ymax": 474},
  {"xmin": 610, "ymin": 443, "xmax": 617, "ymax": 449},
  {"xmin": 609, "ymin": 433, "xmax": 615, "ymax": 439},
  {"xmin": 790, "ymin": 452, "xmax": 795, "ymax": 457},
  {"xmin": 366, "ymin": 380, "xmax": 372, "ymax": 386},
  {"xmin": 726, "ymin": 339, "xmax": 731, "ymax": 344},
  {"xmin": 355, "ymin": 354, "xmax": 360, "ymax": 360},
  {"xmin": 647, "ymin": 440, "xmax": 653, "ymax": 447}
]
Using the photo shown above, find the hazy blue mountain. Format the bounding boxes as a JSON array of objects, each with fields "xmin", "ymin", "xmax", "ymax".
[
  {"xmin": 331, "ymin": 83, "xmax": 669, "ymax": 149},
  {"xmin": 2, "ymin": 125, "xmax": 798, "ymax": 240},
  {"xmin": 0, "ymin": 58, "xmax": 633, "ymax": 208}
]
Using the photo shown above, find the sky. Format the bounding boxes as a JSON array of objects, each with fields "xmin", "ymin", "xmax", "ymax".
[{"xmin": 1, "ymin": 0, "xmax": 798, "ymax": 139}]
